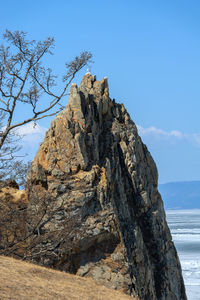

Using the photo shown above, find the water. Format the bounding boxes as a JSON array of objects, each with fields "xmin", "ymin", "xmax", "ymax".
[{"xmin": 166, "ymin": 210, "xmax": 200, "ymax": 300}]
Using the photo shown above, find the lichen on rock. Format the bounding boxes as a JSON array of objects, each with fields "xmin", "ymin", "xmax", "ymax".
[{"xmin": 26, "ymin": 74, "xmax": 187, "ymax": 300}]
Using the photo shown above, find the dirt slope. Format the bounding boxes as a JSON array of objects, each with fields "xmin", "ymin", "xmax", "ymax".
[{"xmin": 0, "ymin": 255, "xmax": 136, "ymax": 300}]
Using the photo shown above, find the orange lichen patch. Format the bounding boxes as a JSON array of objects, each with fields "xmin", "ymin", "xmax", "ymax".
[
  {"xmin": 73, "ymin": 165, "xmax": 99, "ymax": 181},
  {"xmin": 98, "ymin": 167, "xmax": 107, "ymax": 188},
  {"xmin": 0, "ymin": 187, "xmax": 28, "ymax": 204},
  {"xmin": 56, "ymin": 160, "xmax": 64, "ymax": 171},
  {"xmin": 37, "ymin": 146, "xmax": 48, "ymax": 170}
]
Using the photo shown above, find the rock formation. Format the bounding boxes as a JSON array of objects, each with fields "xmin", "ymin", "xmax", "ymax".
[
  {"xmin": 0, "ymin": 180, "xmax": 28, "ymax": 256},
  {"xmin": 26, "ymin": 74, "xmax": 186, "ymax": 299}
]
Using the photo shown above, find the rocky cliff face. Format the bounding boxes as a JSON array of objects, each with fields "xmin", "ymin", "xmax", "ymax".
[{"xmin": 27, "ymin": 74, "xmax": 186, "ymax": 300}]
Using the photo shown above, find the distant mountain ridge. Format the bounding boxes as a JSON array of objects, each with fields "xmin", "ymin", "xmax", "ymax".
[{"xmin": 159, "ymin": 181, "xmax": 200, "ymax": 209}]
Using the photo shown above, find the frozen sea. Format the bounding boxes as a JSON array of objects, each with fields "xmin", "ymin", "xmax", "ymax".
[{"xmin": 166, "ymin": 210, "xmax": 200, "ymax": 300}]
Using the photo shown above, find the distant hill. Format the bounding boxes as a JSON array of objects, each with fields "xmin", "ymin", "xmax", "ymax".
[{"xmin": 159, "ymin": 181, "xmax": 200, "ymax": 209}]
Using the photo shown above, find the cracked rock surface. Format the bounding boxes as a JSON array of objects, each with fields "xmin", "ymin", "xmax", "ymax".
[{"xmin": 27, "ymin": 74, "xmax": 187, "ymax": 300}]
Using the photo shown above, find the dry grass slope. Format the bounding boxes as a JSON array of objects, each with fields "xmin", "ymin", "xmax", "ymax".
[{"xmin": 0, "ymin": 256, "xmax": 136, "ymax": 300}]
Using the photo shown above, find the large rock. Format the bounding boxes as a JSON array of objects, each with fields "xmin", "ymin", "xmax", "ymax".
[{"xmin": 27, "ymin": 74, "xmax": 186, "ymax": 300}]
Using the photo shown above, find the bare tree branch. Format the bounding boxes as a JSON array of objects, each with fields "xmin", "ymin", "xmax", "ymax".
[
  {"xmin": 0, "ymin": 30, "xmax": 92, "ymax": 184},
  {"xmin": 0, "ymin": 30, "xmax": 92, "ymax": 150}
]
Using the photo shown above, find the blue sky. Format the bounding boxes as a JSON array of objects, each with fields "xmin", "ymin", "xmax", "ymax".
[{"xmin": 1, "ymin": 0, "xmax": 200, "ymax": 183}]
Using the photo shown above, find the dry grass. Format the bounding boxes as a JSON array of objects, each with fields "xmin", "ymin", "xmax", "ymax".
[{"xmin": 0, "ymin": 255, "xmax": 136, "ymax": 300}]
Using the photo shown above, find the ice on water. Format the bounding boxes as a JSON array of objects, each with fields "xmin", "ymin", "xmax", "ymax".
[{"xmin": 166, "ymin": 210, "xmax": 200, "ymax": 300}]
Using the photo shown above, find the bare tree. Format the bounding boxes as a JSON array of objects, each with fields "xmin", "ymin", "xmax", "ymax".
[
  {"xmin": 0, "ymin": 184, "xmax": 82, "ymax": 271},
  {"xmin": 0, "ymin": 110, "xmax": 31, "ymax": 186},
  {"xmin": 0, "ymin": 30, "xmax": 92, "ymax": 182}
]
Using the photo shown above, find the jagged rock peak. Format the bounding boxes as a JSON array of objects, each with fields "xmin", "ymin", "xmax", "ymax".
[
  {"xmin": 68, "ymin": 73, "xmax": 112, "ymax": 129},
  {"xmin": 69, "ymin": 74, "xmax": 109, "ymax": 104},
  {"xmin": 27, "ymin": 75, "xmax": 187, "ymax": 300},
  {"xmin": 78, "ymin": 73, "xmax": 108, "ymax": 97}
]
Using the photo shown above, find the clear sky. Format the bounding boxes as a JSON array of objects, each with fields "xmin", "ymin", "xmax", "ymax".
[{"xmin": 1, "ymin": 0, "xmax": 200, "ymax": 183}]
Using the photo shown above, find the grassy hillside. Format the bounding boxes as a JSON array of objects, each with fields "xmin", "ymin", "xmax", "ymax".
[{"xmin": 0, "ymin": 255, "xmax": 136, "ymax": 300}]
